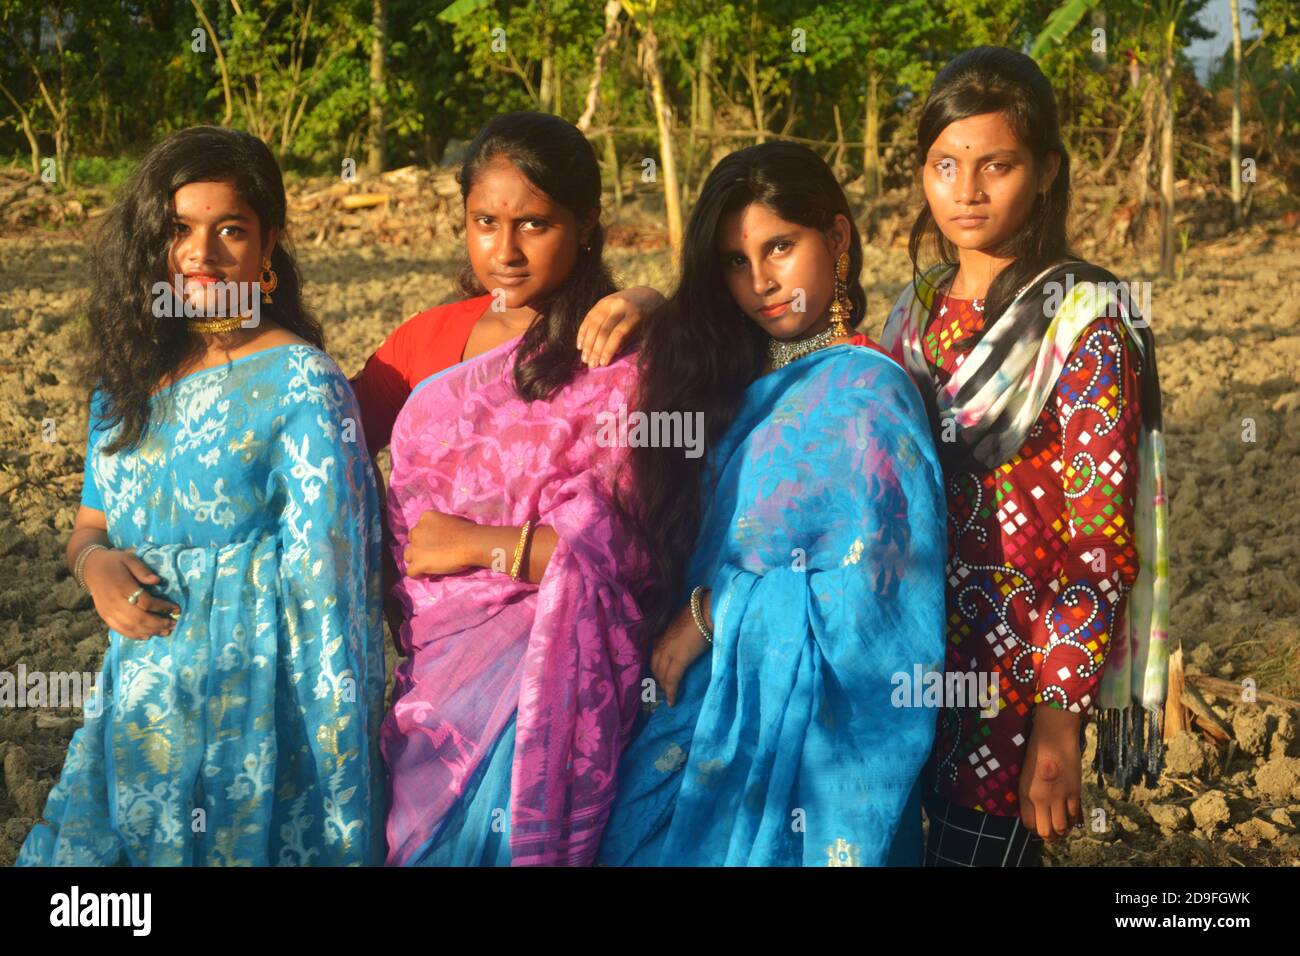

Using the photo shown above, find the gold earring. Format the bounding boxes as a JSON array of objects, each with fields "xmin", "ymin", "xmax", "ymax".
[
  {"xmin": 260, "ymin": 258, "xmax": 278, "ymax": 304},
  {"xmin": 828, "ymin": 251, "xmax": 852, "ymax": 337}
]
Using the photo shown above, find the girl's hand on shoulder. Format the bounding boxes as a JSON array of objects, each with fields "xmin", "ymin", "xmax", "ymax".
[
  {"xmin": 404, "ymin": 510, "xmax": 481, "ymax": 578},
  {"xmin": 651, "ymin": 595, "xmax": 711, "ymax": 708},
  {"xmin": 576, "ymin": 286, "xmax": 664, "ymax": 368},
  {"xmin": 83, "ymin": 548, "xmax": 180, "ymax": 640}
]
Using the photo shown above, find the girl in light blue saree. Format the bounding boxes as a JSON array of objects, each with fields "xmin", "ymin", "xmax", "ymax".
[
  {"xmin": 17, "ymin": 127, "xmax": 385, "ymax": 866},
  {"xmin": 599, "ymin": 143, "xmax": 947, "ymax": 866}
]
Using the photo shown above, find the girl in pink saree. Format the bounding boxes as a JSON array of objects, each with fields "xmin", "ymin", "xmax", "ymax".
[{"xmin": 381, "ymin": 112, "xmax": 652, "ymax": 866}]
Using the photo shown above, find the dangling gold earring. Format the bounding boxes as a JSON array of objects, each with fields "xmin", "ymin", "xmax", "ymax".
[
  {"xmin": 828, "ymin": 251, "xmax": 852, "ymax": 337},
  {"xmin": 260, "ymin": 258, "xmax": 278, "ymax": 304}
]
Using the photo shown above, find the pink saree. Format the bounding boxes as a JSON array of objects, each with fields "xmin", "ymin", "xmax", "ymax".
[{"xmin": 381, "ymin": 335, "xmax": 650, "ymax": 866}]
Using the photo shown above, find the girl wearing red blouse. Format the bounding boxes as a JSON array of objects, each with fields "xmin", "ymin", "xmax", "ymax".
[
  {"xmin": 350, "ymin": 113, "xmax": 665, "ymax": 640},
  {"xmin": 352, "ymin": 289, "xmax": 660, "ymax": 459},
  {"xmin": 351, "ymin": 134, "xmax": 663, "ymax": 458},
  {"xmin": 881, "ymin": 48, "xmax": 1169, "ymax": 867}
]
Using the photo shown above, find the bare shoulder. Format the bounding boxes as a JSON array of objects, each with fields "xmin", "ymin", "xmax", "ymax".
[{"xmin": 246, "ymin": 324, "xmax": 312, "ymax": 351}]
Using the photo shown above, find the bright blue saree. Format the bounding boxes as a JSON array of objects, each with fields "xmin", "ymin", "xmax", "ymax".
[
  {"xmin": 411, "ymin": 715, "xmax": 516, "ymax": 867},
  {"xmin": 599, "ymin": 345, "xmax": 946, "ymax": 866},
  {"xmin": 17, "ymin": 344, "xmax": 387, "ymax": 867}
]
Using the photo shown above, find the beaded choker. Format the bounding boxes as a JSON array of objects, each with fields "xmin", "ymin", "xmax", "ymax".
[{"xmin": 767, "ymin": 326, "xmax": 837, "ymax": 371}]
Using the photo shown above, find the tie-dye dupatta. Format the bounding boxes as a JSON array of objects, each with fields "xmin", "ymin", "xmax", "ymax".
[
  {"xmin": 382, "ymin": 336, "xmax": 650, "ymax": 866},
  {"xmin": 881, "ymin": 261, "xmax": 1170, "ymax": 787}
]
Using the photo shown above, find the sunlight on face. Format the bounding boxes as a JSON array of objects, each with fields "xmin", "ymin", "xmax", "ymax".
[
  {"xmin": 921, "ymin": 112, "xmax": 1058, "ymax": 255},
  {"xmin": 464, "ymin": 158, "xmax": 590, "ymax": 312},
  {"xmin": 716, "ymin": 202, "xmax": 848, "ymax": 340},
  {"xmin": 167, "ymin": 181, "xmax": 272, "ymax": 316}
]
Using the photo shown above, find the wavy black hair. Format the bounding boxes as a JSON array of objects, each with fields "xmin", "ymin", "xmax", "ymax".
[
  {"xmin": 454, "ymin": 111, "xmax": 616, "ymax": 401},
  {"xmin": 82, "ymin": 125, "xmax": 321, "ymax": 455},
  {"xmin": 908, "ymin": 46, "xmax": 1076, "ymax": 329},
  {"xmin": 628, "ymin": 141, "xmax": 865, "ymax": 635}
]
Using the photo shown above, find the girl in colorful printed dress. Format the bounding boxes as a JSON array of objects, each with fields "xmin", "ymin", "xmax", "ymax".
[
  {"xmin": 380, "ymin": 112, "xmax": 654, "ymax": 866},
  {"xmin": 599, "ymin": 142, "xmax": 947, "ymax": 867},
  {"xmin": 18, "ymin": 127, "xmax": 387, "ymax": 866},
  {"xmin": 880, "ymin": 47, "xmax": 1169, "ymax": 867}
]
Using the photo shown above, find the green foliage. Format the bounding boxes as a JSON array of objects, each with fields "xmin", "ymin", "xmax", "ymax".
[
  {"xmin": 69, "ymin": 154, "xmax": 136, "ymax": 190},
  {"xmin": 220, "ymin": 0, "xmax": 368, "ymax": 164},
  {"xmin": 1031, "ymin": 0, "xmax": 1102, "ymax": 60},
  {"xmin": 0, "ymin": 0, "xmax": 1293, "ymax": 198},
  {"xmin": 1255, "ymin": 0, "xmax": 1300, "ymax": 68}
]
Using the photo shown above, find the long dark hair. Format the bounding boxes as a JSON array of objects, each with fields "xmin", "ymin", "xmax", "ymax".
[
  {"xmin": 908, "ymin": 46, "xmax": 1075, "ymax": 328},
  {"xmin": 455, "ymin": 111, "xmax": 616, "ymax": 401},
  {"xmin": 84, "ymin": 125, "xmax": 321, "ymax": 455},
  {"xmin": 629, "ymin": 141, "xmax": 865, "ymax": 635}
]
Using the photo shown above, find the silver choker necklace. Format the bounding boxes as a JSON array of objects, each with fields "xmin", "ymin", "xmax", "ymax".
[{"xmin": 768, "ymin": 326, "xmax": 837, "ymax": 371}]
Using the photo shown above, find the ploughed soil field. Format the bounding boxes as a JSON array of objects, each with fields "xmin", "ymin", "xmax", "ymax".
[{"xmin": 1, "ymin": 218, "xmax": 1298, "ymax": 866}]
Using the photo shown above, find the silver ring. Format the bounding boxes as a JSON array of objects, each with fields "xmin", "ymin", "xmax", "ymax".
[{"xmin": 127, "ymin": 587, "xmax": 144, "ymax": 606}]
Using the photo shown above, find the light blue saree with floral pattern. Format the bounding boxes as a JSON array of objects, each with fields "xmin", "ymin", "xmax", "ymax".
[{"xmin": 17, "ymin": 344, "xmax": 386, "ymax": 867}]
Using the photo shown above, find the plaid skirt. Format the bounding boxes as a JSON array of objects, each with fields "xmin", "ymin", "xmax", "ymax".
[{"xmin": 923, "ymin": 795, "xmax": 1044, "ymax": 867}]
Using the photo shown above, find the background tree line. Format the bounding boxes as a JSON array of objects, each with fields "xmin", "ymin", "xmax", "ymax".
[{"xmin": 2, "ymin": 0, "xmax": 1298, "ymax": 276}]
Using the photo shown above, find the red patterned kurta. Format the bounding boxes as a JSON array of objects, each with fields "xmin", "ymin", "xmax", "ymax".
[{"xmin": 924, "ymin": 291, "xmax": 1143, "ymax": 815}]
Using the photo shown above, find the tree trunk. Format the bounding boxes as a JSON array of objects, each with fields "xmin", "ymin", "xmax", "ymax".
[
  {"xmin": 54, "ymin": 80, "xmax": 71, "ymax": 187},
  {"xmin": 1158, "ymin": 27, "xmax": 1177, "ymax": 278},
  {"xmin": 745, "ymin": 2, "xmax": 764, "ymax": 144},
  {"xmin": 1230, "ymin": 0, "xmax": 1242, "ymax": 226},
  {"xmin": 862, "ymin": 62, "xmax": 880, "ymax": 197},
  {"xmin": 55, "ymin": 126, "xmax": 68, "ymax": 187},
  {"xmin": 698, "ymin": 35, "xmax": 715, "ymax": 179},
  {"xmin": 640, "ymin": 21, "xmax": 682, "ymax": 256},
  {"xmin": 539, "ymin": 58, "xmax": 554, "ymax": 111},
  {"xmin": 189, "ymin": 0, "xmax": 233, "ymax": 125},
  {"xmin": 604, "ymin": 131, "xmax": 622, "ymax": 216},
  {"xmin": 0, "ymin": 81, "xmax": 41, "ymax": 176},
  {"xmin": 684, "ymin": 46, "xmax": 698, "ymax": 200},
  {"xmin": 21, "ymin": 114, "xmax": 40, "ymax": 177},
  {"xmin": 831, "ymin": 104, "xmax": 847, "ymax": 181},
  {"xmin": 746, "ymin": 52, "xmax": 765, "ymax": 144},
  {"xmin": 366, "ymin": 0, "xmax": 386, "ymax": 177},
  {"xmin": 1131, "ymin": 76, "xmax": 1155, "ymax": 215},
  {"xmin": 539, "ymin": 17, "xmax": 556, "ymax": 112},
  {"xmin": 576, "ymin": 0, "xmax": 621, "ymax": 133}
]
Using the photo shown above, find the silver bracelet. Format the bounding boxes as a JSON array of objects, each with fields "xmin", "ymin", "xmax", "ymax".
[
  {"xmin": 689, "ymin": 586, "xmax": 713, "ymax": 644},
  {"xmin": 73, "ymin": 543, "xmax": 109, "ymax": 591}
]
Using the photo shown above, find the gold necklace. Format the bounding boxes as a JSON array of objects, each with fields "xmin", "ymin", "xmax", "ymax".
[
  {"xmin": 185, "ymin": 316, "xmax": 246, "ymax": 334},
  {"xmin": 768, "ymin": 326, "xmax": 837, "ymax": 371}
]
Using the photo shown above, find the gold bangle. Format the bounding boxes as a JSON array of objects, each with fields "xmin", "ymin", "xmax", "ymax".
[{"xmin": 509, "ymin": 520, "xmax": 534, "ymax": 581}]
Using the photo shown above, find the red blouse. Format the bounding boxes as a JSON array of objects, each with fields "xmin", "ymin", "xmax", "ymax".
[
  {"xmin": 351, "ymin": 295, "xmax": 492, "ymax": 456},
  {"xmin": 921, "ymin": 293, "xmax": 1144, "ymax": 816},
  {"xmin": 351, "ymin": 295, "xmax": 491, "ymax": 642},
  {"xmin": 847, "ymin": 331, "xmax": 893, "ymax": 358}
]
